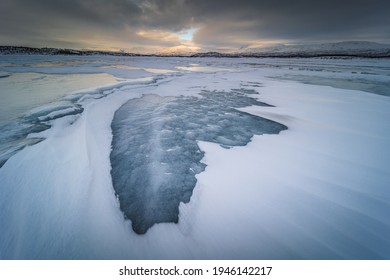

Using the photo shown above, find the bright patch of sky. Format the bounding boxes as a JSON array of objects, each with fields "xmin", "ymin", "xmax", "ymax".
[{"xmin": 178, "ymin": 28, "xmax": 196, "ymax": 41}]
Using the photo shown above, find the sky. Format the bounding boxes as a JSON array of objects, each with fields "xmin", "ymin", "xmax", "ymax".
[{"xmin": 0, "ymin": 0, "xmax": 389, "ymax": 53}]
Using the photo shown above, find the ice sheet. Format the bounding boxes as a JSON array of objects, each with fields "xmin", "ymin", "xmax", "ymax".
[
  {"xmin": 0, "ymin": 55, "xmax": 389, "ymax": 259},
  {"xmin": 110, "ymin": 90, "xmax": 286, "ymax": 234},
  {"xmin": 0, "ymin": 72, "xmax": 122, "ymax": 123}
]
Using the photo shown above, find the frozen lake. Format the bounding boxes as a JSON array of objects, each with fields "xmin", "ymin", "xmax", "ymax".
[{"xmin": 0, "ymin": 55, "xmax": 389, "ymax": 259}]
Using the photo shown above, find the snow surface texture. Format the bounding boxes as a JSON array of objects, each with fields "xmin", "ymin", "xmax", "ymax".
[{"xmin": 0, "ymin": 55, "xmax": 389, "ymax": 259}]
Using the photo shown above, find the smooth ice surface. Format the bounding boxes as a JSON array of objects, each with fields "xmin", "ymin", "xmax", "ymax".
[
  {"xmin": 0, "ymin": 55, "xmax": 389, "ymax": 259},
  {"xmin": 0, "ymin": 72, "xmax": 122, "ymax": 123},
  {"xmin": 0, "ymin": 56, "xmax": 159, "ymax": 167},
  {"xmin": 0, "ymin": 70, "xmax": 126, "ymax": 167},
  {"xmin": 110, "ymin": 90, "xmax": 286, "ymax": 233}
]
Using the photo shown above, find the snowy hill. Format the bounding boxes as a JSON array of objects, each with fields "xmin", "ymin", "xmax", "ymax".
[{"xmin": 240, "ymin": 41, "xmax": 390, "ymax": 57}]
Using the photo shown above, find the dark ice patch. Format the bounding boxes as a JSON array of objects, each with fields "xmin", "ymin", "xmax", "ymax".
[{"xmin": 110, "ymin": 89, "xmax": 287, "ymax": 234}]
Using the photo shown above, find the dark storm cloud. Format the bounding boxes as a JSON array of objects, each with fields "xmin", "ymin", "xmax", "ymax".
[
  {"xmin": 185, "ymin": 0, "xmax": 390, "ymax": 47},
  {"xmin": 0, "ymin": 0, "xmax": 146, "ymax": 48},
  {"xmin": 0, "ymin": 0, "xmax": 389, "ymax": 50}
]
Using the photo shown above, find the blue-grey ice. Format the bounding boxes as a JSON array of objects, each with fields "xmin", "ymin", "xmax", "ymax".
[{"xmin": 110, "ymin": 89, "xmax": 287, "ymax": 233}]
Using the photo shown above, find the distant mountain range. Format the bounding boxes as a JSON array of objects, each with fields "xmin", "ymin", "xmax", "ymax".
[
  {"xmin": 0, "ymin": 46, "xmax": 143, "ymax": 56},
  {"xmin": 238, "ymin": 41, "xmax": 390, "ymax": 58},
  {"xmin": 1, "ymin": 41, "xmax": 390, "ymax": 58}
]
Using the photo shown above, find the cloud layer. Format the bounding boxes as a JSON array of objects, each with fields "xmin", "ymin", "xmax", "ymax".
[{"xmin": 0, "ymin": 0, "xmax": 389, "ymax": 52}]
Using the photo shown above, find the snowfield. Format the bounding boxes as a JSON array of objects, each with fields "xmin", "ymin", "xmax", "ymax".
[{"xmin": 0, "ymin": 55, "xmax": 389, "ymax": 259}]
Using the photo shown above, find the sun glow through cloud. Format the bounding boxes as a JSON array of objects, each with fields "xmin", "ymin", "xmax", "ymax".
[
  {"xmin": 178, "ymin": 28, "xmax": 197, "ymax": 41},
  {"xmin": 135, "ymin": 27, "xmax": 200, "ymax": 54},
  {"xmin": 136, "ymin": 29, "xmax": 181, "ymax": 43}
]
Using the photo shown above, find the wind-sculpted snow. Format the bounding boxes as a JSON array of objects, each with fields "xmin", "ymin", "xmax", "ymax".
[
  {"xmin": 0, "ymin": 122, "xmax": 48, "ymax": 167},
  {"xmin": 1, "ymin": 55, "xmax": 389, "ymax": 259},
  {"xmin": 110, "ymin": 89, "xmax": 287, "ymax": 234},
  {"xmin": 0, "ymin": 101, "xmax": 83, "ymax": 167},
  {"xmin": 0, "ymin": 74, "xmax": 159, "ymax": 168}
]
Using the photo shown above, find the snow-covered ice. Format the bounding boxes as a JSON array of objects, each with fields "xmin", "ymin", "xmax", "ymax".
[
  {"xmin": 0, "ymin": 55, "xmax": 389, "ymax": 259},
  {"xmin": 110, "ymin": 90, "xmax": 286, "ymax": 234}
]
